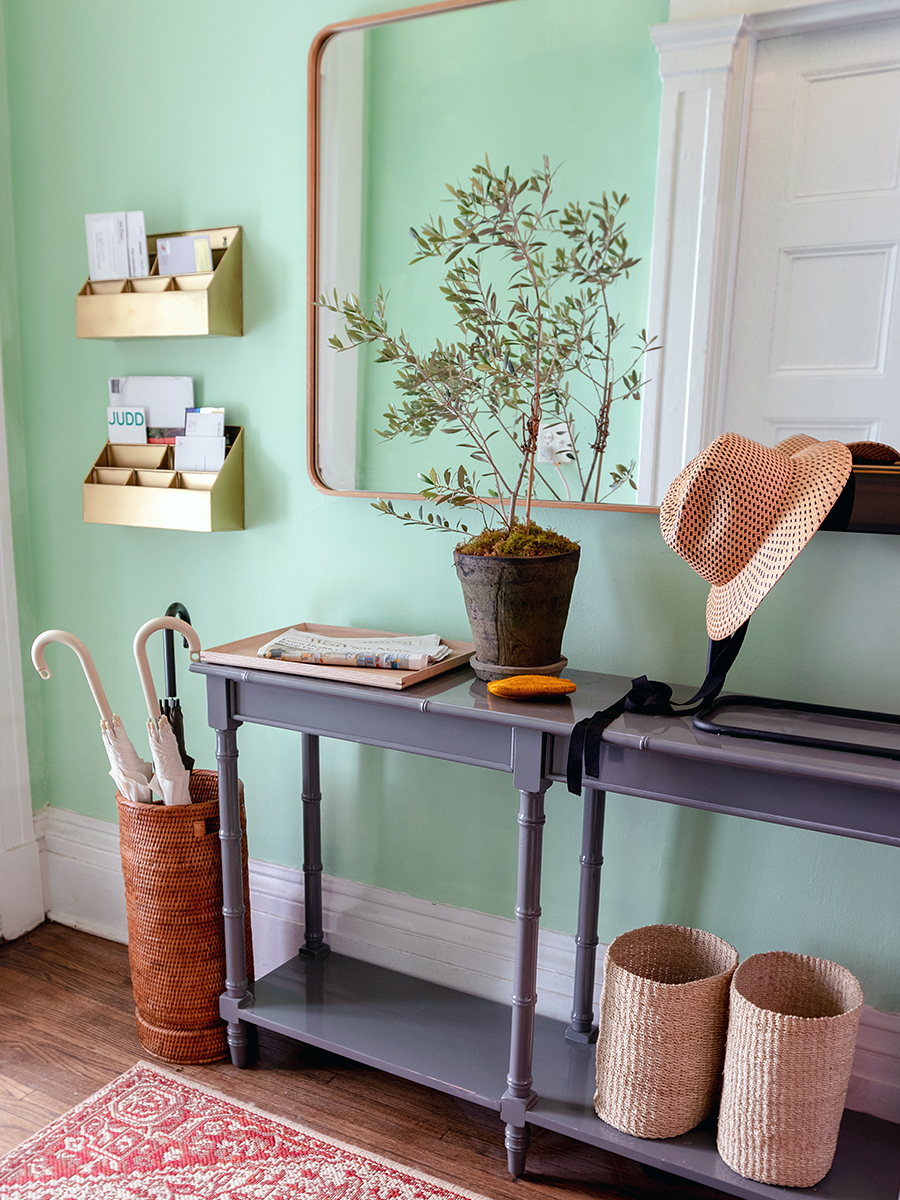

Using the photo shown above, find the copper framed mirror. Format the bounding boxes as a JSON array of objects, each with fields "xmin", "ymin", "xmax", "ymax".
[{"xmin": 307, "ymin": 0, "xmax": 666, "ymax": 513}]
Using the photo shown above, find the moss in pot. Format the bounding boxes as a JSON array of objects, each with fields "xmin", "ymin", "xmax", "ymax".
[{"xmin": 453, "ymin": 524, "xmax": 579, "ymax": 681}]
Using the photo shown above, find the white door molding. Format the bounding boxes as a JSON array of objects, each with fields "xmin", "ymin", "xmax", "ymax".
[
  {"xmin": 749, "ymin": 0, "xmax": 900, "ymax": 38},
  {"xmin": 637, "ymin": 0, "xmax": 900, "ymax": 505},
  {"xmin": 0, "ymin": 3, "xmax": 43, "ymax": 941},
  {"xmin": 0, "ymin": 352, "xmax": 43, "ymax": 940},
  {"xmin": 637, "ymin": 13, "xmax": 751, "ymax": 504}
]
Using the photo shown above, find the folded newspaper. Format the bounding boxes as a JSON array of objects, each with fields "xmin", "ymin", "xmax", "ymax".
[{"xmin": 257, "ymin": 628, "xmax": 453, "ymax": 671}]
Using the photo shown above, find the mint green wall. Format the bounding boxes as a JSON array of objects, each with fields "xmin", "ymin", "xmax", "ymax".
[
  {"xmin": 353, "ymin": 0, "xmax": 664, "ymax": 500},
  {"xmin": 1, "ymin": 0, "xmax": 897, "ymax": 1012}
]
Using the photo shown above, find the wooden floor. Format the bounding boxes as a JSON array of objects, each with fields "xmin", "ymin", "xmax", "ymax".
[{"xmin": 0, "ymin": 922, "xmax": 734, "ymax": 1199}]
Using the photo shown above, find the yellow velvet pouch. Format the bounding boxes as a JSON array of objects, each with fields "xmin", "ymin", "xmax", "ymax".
[{"xmin": 487, "ymin": 675, "xmax": 577, "ymax": 699}]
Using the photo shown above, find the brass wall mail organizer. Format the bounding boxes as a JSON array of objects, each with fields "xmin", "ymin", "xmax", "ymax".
[
  {"xmin": 76, "ymin": 225, "xmax": 242, "ymax": 338},
  {"xmin": 83, "ymin": 426, "xmax": 244, "ymax": 531}
]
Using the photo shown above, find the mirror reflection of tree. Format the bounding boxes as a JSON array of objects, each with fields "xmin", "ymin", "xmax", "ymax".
[
  {"xmin": 323, "ymin": 160, "xmax": 658, "ymax": 531},
  {"xmin": 311, "ymin": 0, "xmax": 668, "ymax": 507}
]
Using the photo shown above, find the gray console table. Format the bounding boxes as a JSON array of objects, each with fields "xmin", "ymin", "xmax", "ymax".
[{"xmin": 192, "ymin": 659, "xmax": 900, "ymax": 1200}]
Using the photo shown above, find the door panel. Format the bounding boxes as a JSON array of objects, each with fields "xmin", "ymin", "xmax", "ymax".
[{"xmin": 722, "ymin": 19, "xmax": 900, "ymax": 449}]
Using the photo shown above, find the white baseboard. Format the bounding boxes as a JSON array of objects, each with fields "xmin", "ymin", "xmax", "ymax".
[
  {"xmin": 32, "ymin": 805, "xmax": 899, "ymax": 1125},
  {"xmin": 846, "ymin": 1006, "xmax": 900, "ymax": 1125},
  {"xmin": 34, "ymin": 805, "xmax": 129, "ymax": 941},
  {"xmin": 0, "ymin": 839, "xmax": 43, "ymax": 941},
  {"xmin": 30, "ymin": 806, "xmax": 593, "ymax": 1019},
  {"xmin": 247, "ymin": 857, "xmax": 590, "ymax": 1023}
]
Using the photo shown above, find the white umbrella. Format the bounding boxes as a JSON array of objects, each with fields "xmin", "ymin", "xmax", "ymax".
[
  {"xmin": 133, "ymin": 616, "xmax": 202, "ymax": 807},
  {"xmin": 102, "ymin": 715, "xmax": 156, "ymax": 803},
  {"xmin": 31, "ymin": 629, "xmax": 154, "ymax": 804}
]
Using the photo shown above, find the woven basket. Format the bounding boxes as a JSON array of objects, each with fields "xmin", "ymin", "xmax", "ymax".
[
  {"xmin": 717, "ymin": 951, "xmax": 863, "ymax": 1188},
  {"xmin": 594, "ymin": 924, "xmax": 739, "ymax": 1138},
  {"xmin": 117, "ymin": 769, "xmax": 254, "ymax": 1065}
]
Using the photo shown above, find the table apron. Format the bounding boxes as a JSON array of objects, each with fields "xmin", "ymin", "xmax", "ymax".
[
  {"xmin": 229, "ymin": 676, "xmax": 516, "ymax": 772},
  {"xmin": 547, "ymin": 737, "xmax": 900, "ymax": 846}
]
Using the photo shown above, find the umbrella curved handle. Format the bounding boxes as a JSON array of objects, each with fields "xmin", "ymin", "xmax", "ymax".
[
  {"xmin": 164, "ymin": 602, "xmax": 192, "ymax": 697},
  {"xmin": 31, "ymin": 629, "xmax": 115, "ymax": 724},
  {"xmin": 134, "ymin": 616, "xmax": 202, "ymax": 720}
]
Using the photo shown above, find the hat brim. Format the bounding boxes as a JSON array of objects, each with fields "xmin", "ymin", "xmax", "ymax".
[
  {"xmin": 706, "ymin": 440, "xmax": 851, "ymax": 639},
  {"xmin": 846, "ymin": 440, "xmax": 900, "ymax": 463}
]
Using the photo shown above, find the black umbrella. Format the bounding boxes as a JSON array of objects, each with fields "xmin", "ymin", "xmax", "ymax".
[{"xmin": 162, "ymin": 601, "xmax": 195, "ymax": 772}]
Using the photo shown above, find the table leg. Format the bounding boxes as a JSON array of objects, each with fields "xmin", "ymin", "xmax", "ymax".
[
  {"xmin": 299, "ymin": 732, "xmax": 330, "ymax": 959},
  {"xmin": 566, "ymin": 788, "xmax": 605, "ymax": 1043},
  {"xmin": 501, "ymin": 782, "xmax": 546, "ymax": 1177},
  {"xmin": 217, "ymin": 724, "xmax": 253, "ymax": 1067}
]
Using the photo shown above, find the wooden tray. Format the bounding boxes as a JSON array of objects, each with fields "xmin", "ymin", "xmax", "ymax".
[{"xmin": 200, "ymin": 623, "xmax": 475, "ymax": 690}]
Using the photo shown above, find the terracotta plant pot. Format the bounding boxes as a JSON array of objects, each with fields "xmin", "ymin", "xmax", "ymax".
[{"xmin": 454, "ymin": 548, "xmax": 580, "ymax": 681}]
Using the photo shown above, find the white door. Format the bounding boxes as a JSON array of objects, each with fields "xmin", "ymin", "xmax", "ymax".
[{"xmin": 721, "ymin": 18, "xmax": 900, "ymax": 449}]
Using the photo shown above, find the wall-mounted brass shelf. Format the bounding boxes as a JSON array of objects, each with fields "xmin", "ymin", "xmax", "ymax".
[
  {"xmin": 76, "ymin": 225, "xmax": 242, "ymax": 338},
  {"xmin": 83, "ymin": 427, "xmax": 244, "ymax": 531}
]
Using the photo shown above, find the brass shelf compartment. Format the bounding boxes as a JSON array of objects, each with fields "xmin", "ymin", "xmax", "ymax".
[
  {"xmin": 76, "ymin": 225, "xmax": 242, "ymax": 338},
  {"xmin": 83, "ymin": 426, "xmax": 244, "ymax": 531}
]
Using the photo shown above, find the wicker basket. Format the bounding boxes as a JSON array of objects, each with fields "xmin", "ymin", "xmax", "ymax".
[
  {"xmin": 117, "ymin": 769, "xmax": 253, "ymax": 1064},
  {"xmin": 594, "ymin": 924, "xmax": 739, "ymax": 1138},
  {"xmin": 717, "ymin": 951, "xmax": 863, "ymax": 1188}
]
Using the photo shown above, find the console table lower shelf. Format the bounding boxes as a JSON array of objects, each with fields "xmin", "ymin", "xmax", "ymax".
[{"xmin": 220, "ymin": 951, "xmax": 899, "ymax": 1200}]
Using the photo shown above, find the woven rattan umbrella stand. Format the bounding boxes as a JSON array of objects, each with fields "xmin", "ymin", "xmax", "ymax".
[{"xmin": 117, "ymin": 769, "xmax": 253, "ymax": 1064}]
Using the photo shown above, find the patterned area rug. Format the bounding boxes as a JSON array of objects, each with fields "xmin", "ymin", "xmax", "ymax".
[{"xmin": 0, "ymin": 1062, "xmax": 491, "ymax": 1200}]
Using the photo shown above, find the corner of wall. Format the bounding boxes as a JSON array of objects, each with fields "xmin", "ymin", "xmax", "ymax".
[{"xmin": 0, "ymin": 0, "xmax": 44, "ymax": 811}]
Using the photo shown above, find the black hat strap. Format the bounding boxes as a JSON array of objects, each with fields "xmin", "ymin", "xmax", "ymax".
[{"xmin": 565, "ymin": 619, "xmax": 750, "ymax": 795}]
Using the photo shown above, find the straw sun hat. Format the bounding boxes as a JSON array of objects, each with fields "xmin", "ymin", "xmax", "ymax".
[
  {"xmin": 778, "ymin": 434, "xmax": 900, "ymax": 464},
  {"xmin": 660, "ymin": 433, "xmax": 852, "ymax": 641}
]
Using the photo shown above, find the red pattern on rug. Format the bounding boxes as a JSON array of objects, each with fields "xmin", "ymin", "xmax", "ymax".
[{"xmin": 0, "ymin": 1062, "xmax": 488, "ymax": 1200}]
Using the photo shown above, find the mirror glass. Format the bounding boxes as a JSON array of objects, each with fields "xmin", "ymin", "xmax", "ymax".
[{"xmin": 310, "ymin": 0, "xmax": 667, "ymax": 510}]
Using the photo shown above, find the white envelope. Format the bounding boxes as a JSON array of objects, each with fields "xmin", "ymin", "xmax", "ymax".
[
  {"xmin": 109, "ymin": 376, "xmax": 193, "ymax": 441},
  {"xmin": 185, "ymin": 407, "xmax": 225, "ymax": 437},
  {"xmin": 107, "ymin": 407, "xmax": 148, "ymax": 443},
  {"xmin": 174, "ymin": 435, "xmax": 226, "ymax": 472},
  {"xmin": 157, "ymin": 234, "xmax": 212, "ymax": 275},
  {"xmin": 85, "ymin": 212, "xmax": 129, "ymax": 280},
  {"xmin": 125, "ymin": 210, "xmax": 148, "ymax": 277}
]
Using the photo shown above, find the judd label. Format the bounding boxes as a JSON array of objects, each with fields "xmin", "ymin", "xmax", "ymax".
[{"xmin": 107, "ymin": 407, "xmax": 147, "ymax": 443}]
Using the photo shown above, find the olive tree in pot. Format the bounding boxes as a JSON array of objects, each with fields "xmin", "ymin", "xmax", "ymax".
[{"xmin": 322, "ymin": 159, "xmax": 655, "ymax": 681}]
